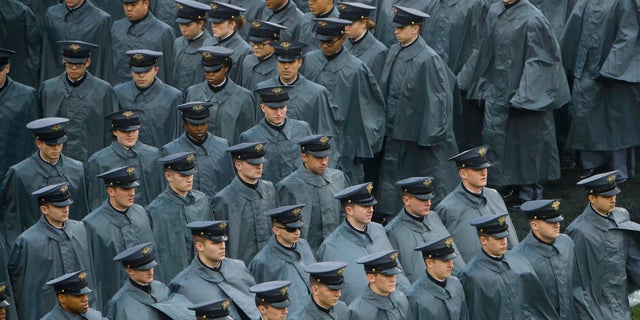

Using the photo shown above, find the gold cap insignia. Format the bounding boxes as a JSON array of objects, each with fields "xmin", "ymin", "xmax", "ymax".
[
  {"xmin": 177, "ymin": 3, "xmax": 184, "ymax": 10},
  {"xmin": 210, "ymin": 3, "xmax": 218, "ymax": 10},
  {"xmin": 122, "ymin": 110, "xmax": 134, "ymax": 119},
  {"xmin": 445, "ymin": 237, "xmax": 453, "ymax": 248},
  {"xmin": 219, "ymin": 222, "xmax": 227, "ymax": 231},
  {"xmin": 607, "ymin": 175, "xmax": 616, "ymax": 184},
  {"xmin": 142, "ymin": 246, "xmax": 152, "ymax": 256},
  {"xmin": 127, "ymin": 167, "xmax": 136, "ymax": 176},
  {"xmin": 280, "ymin": 286, "xmax": 289, "ymax": 296},
  {"xmin": 0, "ymin": 284, "xmax": 5, "ymax": 293},
  {"xmin": 392, "ymin": 7, "xmax": 398, "ymax": 14},
  {"xmin": 338, "ymin": 3, "xmax": 346, "ymax": 11},
  {"xmin": 498, "ymin": 216, "xmax": 506, "ymax": 226},
  {"xmin": 51, "ymin": 124, "xmax": 63, "ymax": 132},
  {"xmin": 551, "ymin": 200, "xmax": 560, "ymax": 211},
  {"xmin": 132, "ymin": 53, "xmax": 145, "ymax": 61},
  {"xmin": 390, "ymin": 252, "xmax": 398, "ymax": 262},
  {"xmin": 221, "ymin": 300, "xmax": 230, "ymax": 310},
  {"xmin": 319, "ymin": 136, "xmax": 329, "ymax": 145},
  {"xmin": 78, "ymin": 271, "xmax": 87, "ymax": 281},
  {"xmin": 366, "ymin": 184, "xmax": 373, "ymax": 194},
  {"xmin": 202, "ymin": 52, "xmax": 213, "ymax": 59},
  {"xmin": 281, "ymin": 41, "xmax": 291, "ymax": 50},
  {"xmin": 252, "ymin": 21, "xmax": 261, "ymax": 29},
  {"xmin": 337, "ymin": 267, "xmax": 345, "ymax": 276},
  {"xmin": 292, "ymin": 207, "xmax": 302, "ymax": 217},
  {"xmin": 478, "ymin": 147, "xmax": 487, "ymax": 157},
  {"xmin": 193, "ymin": 104, "xmax": 205, "ymax": 112},
  {"xmin": 272, "ymin": 87, "xmax": 283, "ymax": 95},
  {"xmin": 423, "ymin": 179, "xmax": 432, "ymax": 188},
  {"xmin": 60, "ymin": 185, "xmax": 69, "ymax": 194},
  {"xmin": 317, "ymin": 21, "xmax": 327, "ymax": 28},
  {"xmin": 255, "ymin": 143, "xmax": 264, "ymax": 153},
  {"xmin": 186, "ymin": 154, "xmax": 196, "ymax": 164},
  {"xmin": 69, "ymin": 43, "xmax": 81, "ymax": 52}
]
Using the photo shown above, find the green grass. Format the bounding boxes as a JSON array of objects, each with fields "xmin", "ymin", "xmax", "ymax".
[{"xmin": 632, "ymin": 304, "xmax": 640, "ymax": 319}]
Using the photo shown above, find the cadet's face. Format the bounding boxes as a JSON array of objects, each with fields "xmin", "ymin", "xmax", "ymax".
[
  {"xmin": 124, "ymin": 0, "xmax": 149, "ymax": 21},
  {"xmin": 480, "ymin": 235, "xmax": 508, "ymax": 256},
  {"xmin": 265, "ymin": 0, "xmax": 287, "ymax": 10},
  {"xmin": 212, "ymin": 20, "xmax": 235, "ymax": 38},
  {"xmin": 273, "ymin": 223, "xmax": 301, "ymax": 246},
  {"xmin": 179, "ymin": 21, "xmax": 205, "ymax": 40},
  {"xmin": 131, "ymin": 66, "xmax": 158, "ymax": 89},
  {"xmin": 108, "ymin": 186, "xmax": 136, "ymax": 210},
  {"xmin": 165, "ymin": 171, "xmax": 193, "ymax": 195},
  {"xmin": 128, "ymin": 267, "xmax": 154, "ymax": 284},
  {"xmin": 63, "ymin": 58, "xmax": 89, "ymax": 81},
  {"xmin": 368, "ymin": 273, "xmax": 397, "ymax": 297},
  {"xmin": 460, "ymin": 167, "xmax": 487, "ymax": 193},
  {"xmin": 36, "ymin": 140, "xmax": 63, "ymax": 163},
  {"xmin": 313, "ymin": 284, "xmax": 341, "ymax": 308},
  {"xmin": 345, "ymin": 20, "xmax": 367, "ymax": 39},
  {"xmin": 59, "ymin": 293, "xmax": 89, "ymax": 314},
  {"xmin": 261, "ymin": 104, "xmax": 287, "ymax": 126},
  {"xmin": 531, "ymin": 220, "xmax": 560, "ymax": 243},
  {"xmin": 426, "ymin": 258, "xmax": 453, "ymax": 281},
  {"xmin": 277, "ymin": 59, "xmax": 302, "ymax": 83},
  {"xmin": 235, "ymin": 160, "xmax": 263, "ymax": 183},
  {"xmin": 308, "ymin": 0, "xmax": 332, "ymax": 15},
  {"xmin": 320, "ymin": 36, "xmax": 345, "ymax": 56},
  {"xmin": 345, "ymin": 204, "xmax": 373, "ymax": 227},
  {"xmin": 590, "ymin": 194, "xmax": 616, "ymax": 214},
  {"xmin": 184, "ymin": 121, "xmax": 209, "ymax": 141},
  {"xmin": 65, "ymin": 0, "xmax": 84, "ymax": 8},
  {"xmin": 394, "ymin": 24, "xmax": 419, "ymax": 45},
  {"xmin": 301, "ymin": 153, "xmax": 329, "ymax": 175},
  {"xmin": 204, "ymin": 67, "xmax": 228, "ymax": 86},
  {"xmin": 42, "ymin": 204, "xmax": 70, "ymax": 228},
  {"xmin": 198, "ymin": 238, "xmax": 226, "ymax": 263},
  {"xmin": 259, "ymin": 305, "xmax": 288, "ymax": 320},
  {"xmin": 113, "ymin": 129, "xmax": 139, "ymax": 148},
  {"xmin": 402, "ymin": 194, "xmax": 431, "ymax": 216},
  {"xmin": 251, "ymin": 40, "xmax": 275, "ymax": 59}
]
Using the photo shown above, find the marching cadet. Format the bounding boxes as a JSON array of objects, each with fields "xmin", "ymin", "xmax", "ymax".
[
  {"xmin": 106, "ymin": 243, "xmax": 194, "ymax": 319},
  {"xmin": 290, "ymin": 261, "xmax": 350, "ymax": 319},
  {"xmin": 147, "ymin": 152, "xmax": 213, "ymax": 282},
  {"xmin": 189, "ymin": 298, "xmax": 234, "ymax": 320},
  {"xmin": 172, "ymin": 0, "xmax": 212, "ymax": 92},
  {"xmin": 459, "ymin": 214, "xmax": 557, "ymax": 319},
  {"xmin": 248, "ymin": 204, "xmax": 316, "ymax": 315},
  {"xmin": 83, "ymin": 165, "xmax": 156, "ymax": 310},
  {"xmin": 161, "ymin": 102, "xmax": 234, "ymax": 200},
  {"xmin": 240, "ymin": 20, "xmax": 287, "ymax": 91},
  {"xmin": 185, "ymin": 46, "xmax": 257, "ymax": 145},
  {"xmin": 240, "ymin": 85, "xmax": 314, "ymax": 184},
  {"xmin": 406, "ymin": 236, "xmax": 469, "ymax": 320},
  {"xmin": 202, "ymin": 2, "xmax": 252, "ymax": 83},
  {"xmin": 0, "ymin": 49, "xmax": 39, "ymax": 182},
  {"xmin": 250, "ymin": 281, "xmax": 292, "ymax": 320},
  {"xmin": 297, "ymin": 0, "xmax": 339, "ymax": 53},
  {"xmin": 170, "ymin": 221, "xmax": 260, "ymax": 319},
  {"xmin": 8, "ymin": 182, "xmax": 97, "ymax": 319},
  {"xmin": 113, "ymin": 49, "xmax": 183, "ymax": 148},
  {"xmin": 385, "ymin": 177, "xmax": 465, "ymax": 282},
  {"xmin": 349, "ymin": 250, "xmax": 413, "ymax": 319},
  {"xmin": 39, "ymin": 40, "xmax": 119, "ymax": 162},
  {"xmin": 110, "ymin": 0, "xmax": 175, "ymax": 85},
  {"xmin": 42, "ymin": 270, "xmax": 105, "ymax": 320},
  {"xmin": 301, "ymin": 18, "xmax": 385, "ymax": 184},
  {"xmin": 86, "ymin": 109, "xmax": 164, "ymax": 210},
  {"xmin": 316, "ymin": 183, "xmax": 410, "ymax": 304},
  {"xmin": 375, "ymin": 0, "xmax": 429, "ymax": 47},
  {"xmin": 212, "ymin": 142, "xmax": 277, "ymax": 264},
  {"xmin": 566, "ymin": 171, "xmax": 640, "ymax": 319},
  {"xmin": 1, "ymin": 117, "xmax": 89, "ymax": 246},
  {"xmin": 435, "ymin": 145, "xmax": 519, "ymax": 262},
  {"xmin": 276, "ymin": 134, "xmax": 349, "ymax": 251}
]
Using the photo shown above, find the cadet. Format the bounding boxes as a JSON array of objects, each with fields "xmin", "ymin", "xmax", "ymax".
[
  {"xmin": 459, "ymin": 213, "xmax": 557, "ymax": 319},
  {"xmin": 147, "ymin": 152, "xmax": 213, "ymax": 282},
  {"xmin": 86, "ymin": 109, "xmax": 164, "ymax": 210},
  {"xmin": 8, "ymin": 183, "xmax": 96, "ymax": 319},
  {"xmin": 161, "ymin": 102, "xmax": 234, "ymax": 199},
  {"xmin": 39, "ymin": 40, "xmax": 119, "ymax": 162},
  {"xmin": 406, "ymin": 236, "xmax": 469, "ymax": 320},
  {"xmin": 0, "ymin": 49, "xmax": 39, "ymax": 181},
  {"xmin": 248, "ymin": 205, "xmax": 316, "ymax": 315},
  {"xmin": 258, "ymin": 0, "xmax": 304, "ymax": 42},
  {"xmin": 0, "ymin": 2, "xmax": 41, "ymax": 88},
  {"xmin": 255, "ymin": 41, "xmax": 343, "ymax": 161},
  {"xmin": 276, "ymin": 134, "xmax": 349, "ymax": 251},
  {"xmin": 377, "ymin": 6, "xmax": 459, "ymax": 216},
  {"xmin": 513, "ymin": 199, "xmax": 587, "ymax": 319},
  {"xmin": 290, "ymin": 261, "xmax": 350, "ymax": 319},
  {"xmin": 385, "ymin": 177, "xmax": 465, "ymax": 282},
  {"xmin": 40, "ymin": 0, "xmax": 111, "ymax": 82},
  {"xmin": 202, "ymin": 2, "xmax": 252, "ymax": 83},
  {"xmin": 375, "ymin": 0, "xmax": 429, "ymax": 47},
  {"xmin": 339, "ymin": 2, "xmax": 388, "ymax": 83},
  {"xmin": 316, "ymin": 183, "xmax": 410, "ymax": 304},
  {"xmin": 435, "ymin": 145, "xmax": 519, "ymax": 262},
  {"xmin": 110, "ymin": 0, "xmax": 175, "ymax": 85},
  {"xmin": 212, "ymin": 142, "xmax": 277, "ymax": 264},
  {"xmin": 349, "ymin": 250, "xmax": 412, "ymax": 319},
  {"xmin": 566, "ymin": 171, "xmax": 639, "ymax": 319},
  {"xmin": 106, "ymin": 243, "xmax": 194, "ymax": 319},
  {"xmin": 42, "ymin": 270, "xmax": 104, "ymax": 320},
  {"xmin": 185, "ymin": 46, "xmax": 257, "ymax": 145},
  {"xmin": 0, "ymin": 282, "xmax": 11, "ymax": 320},
  {"xmin": 83, "ymin": 165, "xmax": 156, "ymax": 308},
  {"xmin": 169, "ymin": 221, "xmax": 260, "ymax": 320},
  {"xmin": 240, "ymin": 20, "xmax": 286, "ymax": 91},
  {"xmin": 114, "ymin": 49, "xmax": 183, "ymax": 148},
  {"xmin": 1, "ymin": 118, "xmax": 89, "ymax": 245},
  {"xmin": 172, "ymin": 0, "xmax": 212, "ymax": 92},
  {"xmin": 250, "ymin": 281, "xmax": 292, "ymax": 320},
  {"xmin": 240, "ymin": 85, "xmax": 314, "ymax": 184},
  {"xmin": 189, "ymin": 298, "xmax": 234, "ymax": 320},
  {"xmin": 297, "ymin": 0, "xmax": 339, "ymax": 53},
  {"xmin": 301, "ymin": 18, "xmax": 385, "ymax": 184}
]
